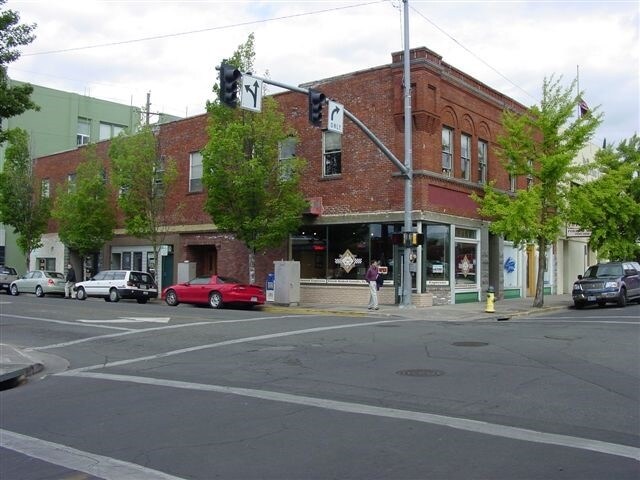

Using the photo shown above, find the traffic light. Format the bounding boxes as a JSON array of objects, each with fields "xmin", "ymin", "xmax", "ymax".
[
  {"xmin": 219, "ymin": 62, "xmax": 241, "ymax": 108},
  {"xmin": 409, "ymin": 233, "xmax": 424, "ymax": 246},
  {"xmin": 308, "ymin": 89, "xmax": 326, "ymax": 126}
]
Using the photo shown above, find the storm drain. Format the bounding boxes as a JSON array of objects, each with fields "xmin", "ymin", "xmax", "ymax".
[
  {"xmin": 451, "ymin": 341, "xmax": 489, "ymax": 347},
  {"xmin": 396, "ymin": 369, "xmax": 445, "ymax": 377}
]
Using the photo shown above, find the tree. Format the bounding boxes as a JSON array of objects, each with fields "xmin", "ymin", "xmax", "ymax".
[
  {"xmin": 52, "ymin": 147, "xmax": 116, "ymax": 271},
  {"xmin": 0, "ymin": 0, "xmax": 38, "ymax": 144},
  {"xmin": 202, "ymin": 34, "xmax": 308, "ymax": 285},
  {"xmin": 568, "ymin": 135, "xmax": 640, "ymax": 261},
  {"xmin": 0, "ymin": 128, "xmax": 49, "ymax": 268},
  {"xmin": 472, "ymin": 76, "xmax": 601, "ymax": 307},
  {"xmin": 109, "ymin": 125, "xmax": 179, "ymax": 277}
]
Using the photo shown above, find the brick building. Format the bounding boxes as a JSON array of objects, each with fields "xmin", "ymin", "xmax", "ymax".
[{"xmin": 32, "ymin": 47, "xmax": 545, "ymax": 305}]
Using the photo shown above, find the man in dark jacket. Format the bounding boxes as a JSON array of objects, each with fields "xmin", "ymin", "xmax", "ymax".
[
  {"xmin": 365, "ymin": 261, "xmax": 379, "ymax": 310},
  {"xmin": 65, "ymin": 264, "xmax": 76, "ymax": 299}
]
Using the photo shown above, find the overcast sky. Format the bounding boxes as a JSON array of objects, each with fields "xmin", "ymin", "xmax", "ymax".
[{"xmin": 7, "ymin": 0, "xmax": 639, "ymax": 146}]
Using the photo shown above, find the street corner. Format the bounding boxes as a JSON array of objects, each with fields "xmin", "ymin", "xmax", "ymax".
[{"xmin": 0, "ymin": 344, "xmax": 44, "ymax": 389}]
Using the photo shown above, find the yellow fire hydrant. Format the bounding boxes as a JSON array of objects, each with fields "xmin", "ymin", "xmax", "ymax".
[{"xmin": 485, "ymin": 286, "xmax": 496, "ymax": 313}]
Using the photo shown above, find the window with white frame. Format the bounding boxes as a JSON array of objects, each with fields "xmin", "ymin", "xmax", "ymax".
[
  {"xmin": 189, "ymin": 151, "xmax": 203, "ymax": 192},
  {"xmin": 278, "ymin": 137, "xmax": 297, "ymax": 180},
  {"xmin": 67, "ymin": 173, "xmax": 76, "ymax": 193},
  {"xmin": 77, "ymin": 118, "xmax": 90, "ymax": 145},
  {"xmin": 99, "ymin": 122, "xmax": 126, "ymax": 140},
  {"xmin": 153, "ymin": 156, "xmax": 166, "ymax": 197},
  {"xmin": 478, "ymin": 139, "xmax": 488, "ymax": 184},
  {"xmin": 460, "ymin": 133, "xmax": 471, "ymax": 180},
  {"xmin": 527, "ymin": 159, "xmax": 534, "ymax": 189},
  {"xmin": 441, "ymin": 126, "xmax": 453, "ymax": 176},
  {"xmin": 41, "ymin": 178, "xmax": 50, "ymax": 198},
  {"xmin": 509, "ymin": 173, "xmax": 516, "ymax": 192},
  {"xmin": 323, "ymin": 131, "xmax": 341, "ymax": 177}
]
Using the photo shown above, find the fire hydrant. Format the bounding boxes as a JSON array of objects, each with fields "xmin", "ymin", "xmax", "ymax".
[{"xmin": 485, "ymin": 286, "xmax": 496, "ymax": 313}]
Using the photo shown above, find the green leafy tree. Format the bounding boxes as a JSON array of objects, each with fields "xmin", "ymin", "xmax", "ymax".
[
  {"xmin": 472, "ymin": 76, "xmax": 601, "ymax": 307},
  {"xmin": 568, "ymin": 135, "xmax": 640, "ymax": 261},
  {"xmin": 109, "ymin": 125, "xmax": 179, "ymax": 276},
  {"xmin": 0, "ymin": 0, "xmax": 38, "ymax": 144},
  {"xmin": 203, "ymin": 34, "xmax": 308, "ymax": 284},
  {"xmin": 0, "ymin": 128, "xmax": 49, "ymax": 268},
  {"xmin": 52, "ymin": 147, "xmax": 116, "ymax": 269}
]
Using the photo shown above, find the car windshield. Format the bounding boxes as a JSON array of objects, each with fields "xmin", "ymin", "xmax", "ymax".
[{"xmin": 584, "ymin": 264, "xmax": 623, "ymax": 278}]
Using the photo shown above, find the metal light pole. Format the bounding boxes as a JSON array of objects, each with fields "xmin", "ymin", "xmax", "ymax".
[{"xmin": 401, "ymin": 0, "xmax": 414, "ymax": 308}]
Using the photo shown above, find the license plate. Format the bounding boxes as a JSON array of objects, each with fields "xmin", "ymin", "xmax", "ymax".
[
  {"xmin": 251, "ymin": 296, "xmax": 257, "ymax": 302},
  {"xmin": 144, "ymin": 291, "xmax": 149, "ymax": 295},
  {"xmin": 587, "ymin": 296, "xmax": 596, "ymax": 301}
]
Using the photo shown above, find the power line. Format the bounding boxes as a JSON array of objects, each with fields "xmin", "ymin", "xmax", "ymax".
[
  {"xmin": 22, "ymin": 1, "xmax": 387, "ymax": 57},
  {"xmin": 409, "ymin": 4, "xmax": 538, "ymax": 104}
]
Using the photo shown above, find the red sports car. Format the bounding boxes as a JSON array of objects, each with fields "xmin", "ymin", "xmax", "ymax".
[{"xmin": 162, "ymin": 275, "xmax": 266, "ymax": 309}]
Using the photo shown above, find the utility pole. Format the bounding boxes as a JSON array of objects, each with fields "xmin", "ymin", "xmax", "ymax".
[{"xmin": 401, "ymin": 0, "xmax": 414, "ymax": 308}]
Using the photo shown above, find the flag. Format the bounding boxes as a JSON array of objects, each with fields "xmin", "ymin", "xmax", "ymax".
[{"xmin": 579, "ymin": 98, "xmax": 589, "ymax": 117}]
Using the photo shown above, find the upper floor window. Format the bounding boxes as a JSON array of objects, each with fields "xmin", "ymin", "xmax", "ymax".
[
  {"xmin": 67, "ymin": 173, "xmax": 76, "ymax": 193},
  {"xmin": 41, "ymin": 179, "xmax": 50, "ymax": 198},
  {"xmin": 189, "ymin": 151, "xmax": 203, "ymax": 193},
  {"xmin": 77, "ymin": 118, "xmax": 90, "ymax": 146},
  {"xmin": 441, "ymin": 127, "xmax": 453, "ymax": 176},
  {"xmin": 278, "ymin": 137, "xmax": 297, "ymax": 180},
  {"xmin": 460, "ymin": 133, "xmax": 471, "ymax": 181},
  {"xmin": 99, "ymin": 122, "xmax": 126, "ymax": 141},
  {"xmin": 478, "ymin": 139, "xmax": 488, "ymax": 184},
  {"xmin": 323, "ymin": 131, "xmax": 341, "ymax": 177},
  {"xmin": 153, "ymin": 156, "xmax": 166, "ymax": 197},
  {"xmin": 509, "ymin": 173, "xmax": 516, "ymax": 192},
  {"xmin": 527, "ymin": 159, "xmax": 534, "ymax": 189}
]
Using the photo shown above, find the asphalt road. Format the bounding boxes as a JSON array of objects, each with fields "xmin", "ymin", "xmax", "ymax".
[{"xmin": 1, "ymin": 294, "xmax": 639, "ymax": 479}]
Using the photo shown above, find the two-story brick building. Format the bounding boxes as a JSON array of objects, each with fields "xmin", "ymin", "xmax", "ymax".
[{"xmin": 32, "ymin": 47, "xmax": 546, "ymax": 305}]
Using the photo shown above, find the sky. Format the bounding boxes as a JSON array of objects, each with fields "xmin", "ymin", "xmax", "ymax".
[{"xmin": 7, "ymin": 0, "xmax": 640, "ymax": 147}]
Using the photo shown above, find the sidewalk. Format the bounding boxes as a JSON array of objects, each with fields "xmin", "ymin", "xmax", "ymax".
[
  {"xmin": 263, "ymin": 293, "xmax": 573, "ymax": 322},
  {"xmin": 0, "ymin": 295, "xmax": 573, "ymax": 387}
]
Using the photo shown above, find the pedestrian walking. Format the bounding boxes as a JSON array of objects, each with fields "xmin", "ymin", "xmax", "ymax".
[
  {"xmin": 365, "ymin": 260, "xmax": 379, "ymax": 310},
  {"xmin": 65, "ymin": 263, "xmax": 76, "ymax": 299}
]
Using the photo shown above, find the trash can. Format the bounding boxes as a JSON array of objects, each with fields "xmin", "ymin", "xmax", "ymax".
[{"xmin": 266, "ymin": 272, "xmax": 275, "ymax": 302}]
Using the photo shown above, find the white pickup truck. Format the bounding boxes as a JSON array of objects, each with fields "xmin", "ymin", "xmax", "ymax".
[{"xmin": 0, "ymin": 266, "xmax": 18, "ymax": 293}]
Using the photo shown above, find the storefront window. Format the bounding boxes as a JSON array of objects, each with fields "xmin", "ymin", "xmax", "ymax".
[
  {"xmin": 425, "ymin": 224, "xmax": 450, "ymax": 284},
  {"xmin": 455, "ymin": 241, "xmax": 478, "ymax": 288},
  {"xmin": 292, "ymin": 228, "xmax": 327, "ymax": 279},
  {"xmin": 293, "ymin": 223, "xmax": 399, "ymax": 281}
]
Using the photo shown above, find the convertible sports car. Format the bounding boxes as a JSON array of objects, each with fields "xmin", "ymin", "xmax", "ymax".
[{"xmin": 162, "ymin": 275, "xmax": 266, "ymax": 309}]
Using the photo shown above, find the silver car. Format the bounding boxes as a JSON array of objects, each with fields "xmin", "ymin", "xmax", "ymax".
[{"xmin": 10, "ymin": 270, "xmax": 66, "ymax": 297}]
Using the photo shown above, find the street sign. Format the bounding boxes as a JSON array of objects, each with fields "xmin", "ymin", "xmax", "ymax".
[
  {"xmin": 240, "ymin": 74, "xmax": 263, "ymax": 112},
  {"xmin": 327, "ymin": 100, "xmax": 344, "ymax": 134}
]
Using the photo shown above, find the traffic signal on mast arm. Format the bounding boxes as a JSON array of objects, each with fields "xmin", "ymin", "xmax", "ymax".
[
  {"xmin": 308, "ymin": 89, "xmax": 326, "ymax": 126},
  {"xmin": 219, "ymin": 62, "xmax": 242, "ymax": 108}
]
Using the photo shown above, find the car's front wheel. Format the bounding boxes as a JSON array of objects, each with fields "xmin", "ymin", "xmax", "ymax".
[
  {"xmin": 109, "ymin": 288, "xmax": 120, "ymax": 303},
  {"xmin": 616, "ymin": 288, "xmax": 627, "ymax": 307},
  {"xmin": 35, "ymin": 285, "xmax": 44, "ymax": 297},
  {"xmin": 76, "ymin": 287, "xmax": 87, "ymax": 300},
  {"xmin": 165, "ymin": 289, "xmax": 179, "ymax": 306},
  {"xmin": 209, "ymin": 291, "xmax": 223, "ymax": 309},
  {"xmin": 10, "ymin": 284, "xmax": 19, "ymax": 296}
]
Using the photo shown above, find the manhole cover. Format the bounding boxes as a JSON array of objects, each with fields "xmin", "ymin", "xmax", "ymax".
[
  {"xmin": 396, "ymin": 369, "xmax": 444, "ymax": 377},
  {"xmin": 451, "ymin": 341, "xmax": 489, "ymax": 347}
]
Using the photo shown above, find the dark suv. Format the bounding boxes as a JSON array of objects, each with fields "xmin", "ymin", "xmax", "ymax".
[{"xmin": 572, "ymin": 261, "xmax": 640, "ymax": 308}]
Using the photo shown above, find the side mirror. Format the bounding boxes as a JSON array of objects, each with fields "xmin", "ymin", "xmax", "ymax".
[{"xmin": 577, "ymin": 275, "xmax": 583, "ymax": 280}]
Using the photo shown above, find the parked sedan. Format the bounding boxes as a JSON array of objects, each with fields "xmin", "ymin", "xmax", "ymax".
[
  {"xmin": 162, "ymin": 275, "xmax": 266, "ymax": 309},
  {"xmin": 572, "ymin": 261, "xmax": 640, "ymax": 308},
  {"xmin": 10, "ymin": 270, "xmax": 66, "ymax": 297}
]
